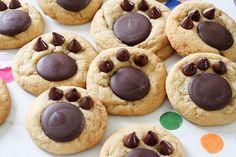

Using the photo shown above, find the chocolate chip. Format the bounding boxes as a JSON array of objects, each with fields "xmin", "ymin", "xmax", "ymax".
[
  {"xmin": 143, "ymin": 131, "xmax": 158, "ymax": 146},
  {"xmin": 188, "ymin": 73, "xmax": 232, "ymax": 111},
  {"xmin": 65, "ymin": 88, "xmax": 80, "ymax": 102},
  {"xmin": 197, "ymin": 21, "xmax": 233, "ymax": 50},
  {"xmin": 34, "ymin": 37, "xmax": 48, "ymax": 52},
  {"xmin": 138, "ymin": 0, "xmax": 149, "ymax": 11},
  {"xmin": 37, "ymin": 53, "xmax": 77, "ymax": 81},
  {"xmin": 80, "ymin": 96, "xmax": 94, "ymax": 110},
  {"xmin": 181, "ymin": 63, "xmax": 197, "ymax": 76},
  {"xmin": 203, "ymin": 7, "xmax": 215, "ymax": 20},
  {"xmin": 159, "ymin": 140, "xmax": 174, "ymax": 155},
  {"xmin": 0, "ymin": 1, "xmax": 7, "ymax": 11},
  {"xmin": 123, "ymin": 132, "xmax": 139, "ymax": 148},
  {"xmin": 48, "ymin": 87, "xmax": 64, "ymax": 100},
  {"xmin": 125, "ymin": 149, "xmax": 160, "ymax": 157},
  {"xmin": 52, "ymin": 32, "xmax": 65, "ymax": 46},
  {"xmin": 9, "ymin": 0, "xmax": 21, "ymax": 9},
  {"xmin": 67, "ymin": 39, "xmax": 82, "ymax": 53},
  {"xmin": 213, "ymin": 61, "xmax": 227, "ymax": 74},
  {"xmin": 113, "ymin": 13, "xmax": 152, "ymax": 46},
  {"xmin": 41, "ymin": 102, "xmax": 85, "ymax": 142},
  {"xmin": 120, "ymin": 0, "xmax": 134, "ymax": 12},
  {"xmin": 98, "ymin": 60, "xmax": 114, "ymax": 73},
  {"xmin": 110, "ymin": 67, "xmax": 150, "ymax": 101},
  {"xmin": 148, "ymin": 7, "xmax": 162, "ymax": 19},
  {"xmin": 181, "ymin": 16, "xmax": 194, "ymax": 29},
  {"xmin": 134, "ymin": 54, "xmax": 148, "ymax": 66},
  {"xmin": 196, "ymin": 58, "xmax": 210, "ymax": 70},
  {"xmin": 188, "ymin": 10, "xmax": 200, "ymax": 22},
  {"xmin": 0, "ymin": 10, "xmax": 31, "ymax": 36},
  {"xmin": 57, "ymin": 0, "xmax": 90, "ymax": 12},
  {"xmin": 116, "ymin": 48, "xmax": 130, "ymax": 61}
]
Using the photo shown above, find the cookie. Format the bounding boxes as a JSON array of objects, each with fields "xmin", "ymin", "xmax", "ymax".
[
  {"xmin": 166, "ymin": 53, "xmax": 236, "ymax": 126},
  {"xmin": 25, "ymin": 86, "xmax": 107, "ymax": 154},
  {"xmin": 0, "ymin": 0, "xmax": 44, "ymax": 49},
  {"xmin": 36, "ymin": 0, "xmax": 102, "ymax": 25},
  {"xmin": 0, "ymin": 78, "xmax": 10, "ymax": 124},
  {"xmin": 166, "ymin": 2, "xmax": 236, "ymax": 61},
  {"xmin": 12, "ymin": 32, "xmax": 97, "ymax": 96},
  {"xmin": 90, "ymin": 0, "xmax": 174, "ymax": 60},
  {"xmin": 100, "ymin": 124, "xmax": 185, "ymax": 157},
  {"xmin": 86, "ymin": 47, "xmax": 167, "ymax": 115}
]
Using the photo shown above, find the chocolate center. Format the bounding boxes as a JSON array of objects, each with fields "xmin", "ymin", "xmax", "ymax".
[
  {"xmin": 113, "ymin": 13, "xmax": 152, "ymax": 46},
  {"xmin": 110, "ymin": 67, "xmax": 150, "ymax": 101},
  {"xmin": 125, "ymin": 149, "xmax": 160, "ymax": 157},
  {"xmin": 57, "ymin": 0, "xmax": 90, "ymax": 12},
  {"xmin": 188, "ymin": 73, "xmax": 232, "ymax": 111},
  {"xmin": 0, "ymin": 10, "xmax": 31, "ymax": 36},
  {"xmin": 36, "ymin": 53, "xmax": 77, "ymax": 81},
  {"xmin": 197, "ymin": 21, "xmax": 234, "ymax": 50},
  {"xmin": 41, "ymin": 102, "xmax": 85, "ymax": 142}
]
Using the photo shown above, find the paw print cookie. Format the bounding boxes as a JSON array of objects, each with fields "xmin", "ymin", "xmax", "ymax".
[
  {"xmin": 36, "ymin": 0, "xmax": 102, "ymax": 25},
  {"xmin": 12, "ymin": 32, "xmax": 97, "ymax": 96},
  {"xmin": 166, "ymin": 53, "xmax": 236, "ymax": 126},
  {"xmin": 0, "ymin": 0, "xmax": 44, "ymax": 49},
  {"xmin": 86, "ymin": 47, "xmax": 167, "ymax": 115},
  {"xmin": 100, "ymin": 125, "xmax": 185, "ymax": 157},
  {"xmin": 0, "ymin": 78, "xmax": 10, "ymax": 124},
  {"xmin": 166, "ymin": 2, "xmax": 236, "ymax": 61},
  {"xmin": 90, "ymin": 0, "xmax": 174, "ymax": 60},
  {"xmin": 25, "ymin": 86, "xmax": 107, "ymax": 154}
]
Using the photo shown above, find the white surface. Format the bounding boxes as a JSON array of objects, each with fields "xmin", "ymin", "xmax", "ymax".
[{"xmin": 0, "ymin": 0, "xmax": 236, "ymax": 157}]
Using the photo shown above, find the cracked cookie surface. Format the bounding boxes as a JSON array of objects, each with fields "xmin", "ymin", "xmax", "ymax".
[
  {"xmin": 100, "ymin": 124, "xmax": 185, "ymax": 157},
  {"xmin": 166, "ymin": 2, "xmax": 236, "ymax": 61},
  {"xmin": 166, "ymin": 53, "xmax": 236, "ymax": 126},
  {"xmin": 90, "ymin": 0, "xmax": 174, "ymax": 60},
  {"xmin": 86, "ymin": 47, "xmax": 167, "ymax": 115},
  {"xmin": 0, "ymin": 78, "xmax": 10, "ymax": 124},
  {"xmin": 0, "ymin": 0, "xmax": 44, "ymax": 49},
  {"xmin": 25, "ymin": 86, "xmax": 107, "ymax": 154},
  {"xmin": 36, "ymin": 0, "xmax": 102, "ymax": 25},
  {"xmin": 12, "ymin": 32, "xmax": 97, "ymax": 96}
]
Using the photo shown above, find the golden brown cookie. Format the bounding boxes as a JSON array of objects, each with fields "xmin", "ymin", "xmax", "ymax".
[
  {"xmin": 36, "ymin": 0, "xmax": 102, "ymax": 25},
  {"xmin": 166, "ymin": 2, "xmax": 236, "ymax": 61},
  {"xmin": 12, "ymin": 32, "xmax": 97, "ymax": 96},
  {"xmin": 90, "ymin": 0, "xmax": 174, "ymax": 60},
  {"xmin": 87, "ymin": 47, "xmax": 167, "ymax": 115},
  {"xmin": 0, "ymin": 78, "xmax": 10, "ymax": 124},
  {"xmin": 0, "ymin": 0, "xmax": 44, "ymax": 49},
  {"xmin": 25, "ymin": 86, "xmax": 107, "ymax": 154}
]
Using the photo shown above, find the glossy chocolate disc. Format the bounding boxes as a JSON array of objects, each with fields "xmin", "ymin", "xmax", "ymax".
[
  {"xmin": 0, "ymin": 10, "xmax": 31, "ymax": 36},
  {"xmin": 188, "ymin": 73, "xmax": 232, "ymax": 111},
  {"xmin": 41, "ymin": 102, "xmax": 85, "ymax": 142},
  {"xmin": 110, "ymin": 67, "xmax": 150, "ymax": 101},
  {"xmin": 37, "ymin": 53, "xmax": 77, "ymax": 81},
  {"xmin": 197, "ymin": 21, "xmax": 234, "ymax": 50},
  {"xmin": 113, "ymin": 13, "xmax": 152, "ymax": 46},
  {"xmin": 125, "ymin": 149, "xmax": 160, "ymax": 157},
  {"xmin": 57, "ymin": 0, "xmax": 90, "ymax": 12}
]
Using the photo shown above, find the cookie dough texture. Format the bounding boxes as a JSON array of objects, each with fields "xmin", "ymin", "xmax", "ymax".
[
  {"xmin": 166, "ymin": 53, "xmax": 236, "ymax": 126},
  {"xmin": 12, "ymin": 32, "xmax": 97, "ymax": 96},
  {"xmin": 100, "ymin": 124, "xmax": 185, "ymax": 157},
  {"xmin": 0, "ymin": 78, "xmax": 10, "ymax": 124},
  {"xmin": 166, "ymin": 2, "xmax": 236, "ymax": 61},
  {"xmin": 0, "ymin": 0, "xmax": 44, "ymax": 49},
  {"xmin": 90, "ymin": 0, "xmax": 174, "ymax": 60},
  {"xmin": 25, "ymin": 86, "xmax": 107, "ymax": 154},
  {"xmin": 87, "ymin": 47, "xmax": 167, "ymax": 115},
  {"xmin": 36, "ymin": 0, "xmax": 102, "ymax": 25}
]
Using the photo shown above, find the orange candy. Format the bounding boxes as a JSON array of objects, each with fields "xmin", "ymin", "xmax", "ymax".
[{"xmin": 200, "ymin": 133, "xmax": 224, "ymax": 154}]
